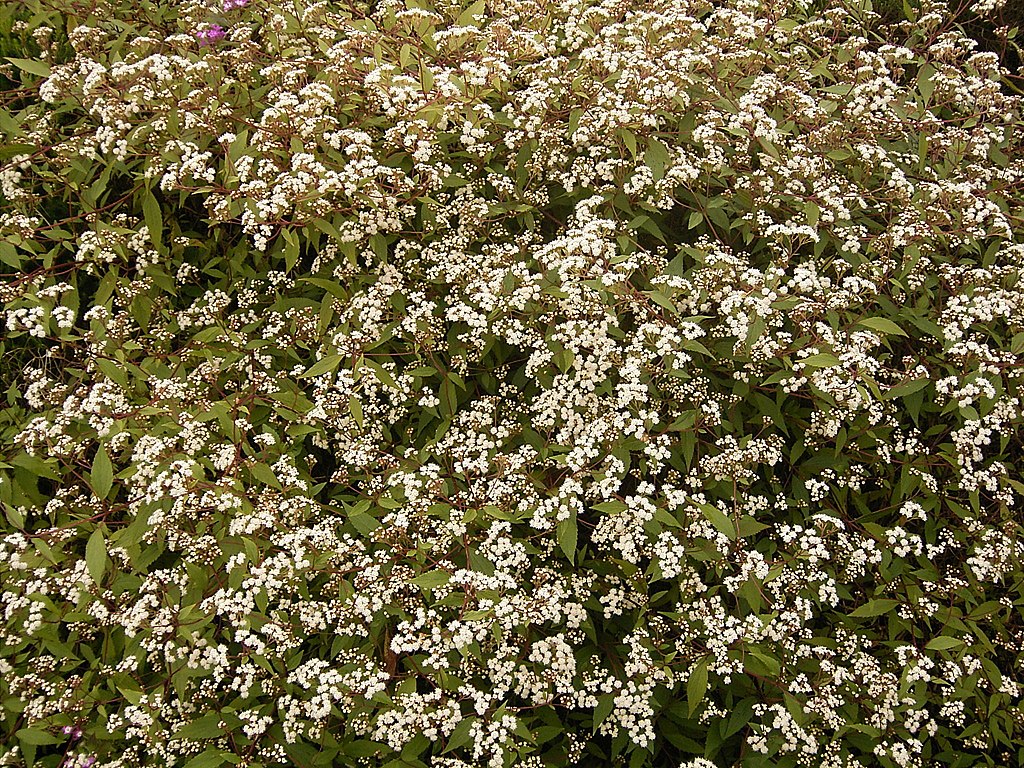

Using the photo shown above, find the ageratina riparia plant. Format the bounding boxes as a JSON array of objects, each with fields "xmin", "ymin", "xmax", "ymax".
[{"xmin": 1, "ymin": 0, "xmax": 1024, "ymax": 766}]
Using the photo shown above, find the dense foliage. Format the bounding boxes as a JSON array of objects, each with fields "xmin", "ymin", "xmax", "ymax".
[{"xmin": 2, "ymin": 0, "xmax": 1024, "ymax": 766}]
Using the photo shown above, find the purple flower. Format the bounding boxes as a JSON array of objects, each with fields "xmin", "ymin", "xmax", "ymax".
[
  {"xmin": 83, "ymin": 759, "xmax": 96, "ymax": 768},
  {"xmin": 222, "ymin": 0, "xmax": 249, "ymax": 10},
  {"xmin": 195, "ymin": 25, "xmax": 226, "ymax": 46}
]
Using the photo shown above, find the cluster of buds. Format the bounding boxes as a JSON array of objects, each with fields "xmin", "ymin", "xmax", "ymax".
[
  {"xmin": 222, "ymin": 0, "xmax": 249, "ymax": 9},
  {"xmin": 194, "ymin": 24, "xmax": 226, "ymax": 45}
]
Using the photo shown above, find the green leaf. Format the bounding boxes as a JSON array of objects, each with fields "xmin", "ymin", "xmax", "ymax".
[
  {"xmin": 5, "ymin": 57, "xmax": 51, "ymax": 78},
  {"xmin": 644, "ymin": 137, "xmax": 671, "ymax": 180},
  {"xmin": 926, "ymin": 636, "xmax": 964, "ymax": 651},
  {"xmin": 687, "ymin": 657, "xmax": 709, "ymax": 716},
  {"xmin": 343, "ymin": 741, "xmax": 388, "ymax": 758},
  {"xmin": 281, "ymin": 227, "xmax": 300, "ymax": 271},
  {"xmin": 0, "ymin": 108, "xmax": 19, "ymax": 134},
  {"xmin": 621, "ymin": 129, "xmax": 637, "ymax": 158},
  {"xmin": 592, "ymin": 501, "xmax": 628, "ymax": 514},
  {"xmin": 172, "ymin": 713, "xmax": 223, "ymax": 740},
  {"xmin": 16, "ymin": 728, "xmax": 61, "ymax": 746},
  {"xmin": 800, "ymin": 353, "xmax": 843, "ymax": 369},
  {"xmin": 409, "ymin": 570, "xmax": 451, "ymax": 588},
  {"xmin": 883, "ymin": 377, "xmax": 930, "ymax": 400},
  {"xmin": 440, "ymin": 377, "xmax": 458, "ymax": 416},
  {"xmin": 349, "ymin": 512, "xmax": 380, "ymax": 536},
  {"xmin": 746, "ymin": 649, "xmax": 781, "ymax": 677},
  {"xmin": 456, "ymin": 0, "xmax": 487, "ymax": 27},
  {"xmin": 723, "ymin": 697, "xmax": 756, "ymax": 740},
  {"xmin": 10, "ymin": 451, "xmax": 61, "ymax": 481},
  {"xmin": 92, "ymin": 447, "xmax": 113, "ymax": 499},
  {"xmin": 647, "ymin": 290, "xmax": 677, "ymax": 314},
  {"xmin": 300, "ymin": 354, "xmax": 344, "ymax": 378},
  {"xmin": 96, "ymin": 358, "xmax": 130, "ymax": 389},
  {"xmin": 249, "ymin": 462, "xmax": 281, "ymax": 489},
  {"xmin": 557, "ymin": 512, "xmax": 578, "ymax": 563},
  {"xmin": 805, "ymin": 201, "xmax": 820, "ymax": 228},
  {"xmin": 350, "ymin": 395, "xmax": 364, "ymax": 428},
  {"xmin": 857, "ymin": 317, "xmax": 908, "ymax": 337},
  {"xmin": 86, "ymin": 528, "xmax": 107, "ymax": 584},
  {"xmin": 0, "ymin": 240, "xmax": 21, "ymax": 268},
  {"xmin": 918, "ymin": 62, "xmax": 936, "ymax": 103},
  {"xmin": 593, "ymin": 695, "xmax": 615, "ymax": 734},
  {"xmin": 184, "ymin": 750, "xmax": 230, "ymax": 768},
  {"xmin": 699, "ymin": 503, "xmax": 735, "ymax": 541},
  {"xmin": 736, "ymin": 516, "xmax": 770, "ymax": 538},
  {"xmin": 442, "ymin": 718, "xmax": 475, "ymax": 753},
  {"xmin": 302, "ymin": 277, "xmax": 348, "ymax": 301},
  {"xmin": 143, "ymin": 190, "xmax": 164, "ymax": 253},
  {"xmin": 849, "ymin": 599, "xmax": 899, "ymax": 618},
  {"xmin": 4, "ymin": 504, "xmax": 25, "ymax": 529}
]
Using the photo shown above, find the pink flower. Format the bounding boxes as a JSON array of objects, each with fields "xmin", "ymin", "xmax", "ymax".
[
  {"xmin": 194, "ymin": 25, "xmax": 226, "ymax": 46},
  {"xmin": 222, "ymin": 0, "xmax": 249, "ymax": 10}
]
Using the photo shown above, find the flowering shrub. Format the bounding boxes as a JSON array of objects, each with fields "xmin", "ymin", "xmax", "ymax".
[{"xmin": 2, "ymin": 0, "xmax": 1024, "ymax": 766}]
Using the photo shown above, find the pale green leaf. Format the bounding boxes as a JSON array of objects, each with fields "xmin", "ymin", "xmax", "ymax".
[
  {"xmin": 86, "ymin": 528, "xmax": 107, "ymax": 584},
  {"xmin": 409, "ymin": 570, "xmax": 451, "ymax": 588},
  {"xmin": 300, "ymin": 354, "xmax": 344, "ymax": 378},
  {"xmin": 172, "ymin": 714, "xmax": 223, "ymax": 741},
  {"xmin": 857, "ymin": 317, "xmax": 908, "ymax": 337},
  {"xmin": 850, "ymin": 599, "xmax": 899, "ymax": 618},
  {"xmin": 926, "ymin": 636, "xmax": 964, "ymax": 651},
  {"xmin": 92, "ymin": 447, "xmax": 113, "ymax": 499},
  {"xmin": 5, "ymin": 57, "xmax": 51, "ymax": 78}
]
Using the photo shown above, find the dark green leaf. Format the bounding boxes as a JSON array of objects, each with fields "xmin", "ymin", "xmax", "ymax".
[
  {"xmin": 557, "ymin": 513, "xmax": 578, "ymax": 563},
  {"xmin": 687, "ymin": 657, "xmax": 709, "ymax": 716}
]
